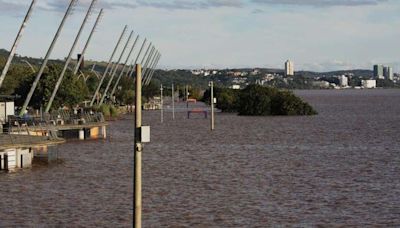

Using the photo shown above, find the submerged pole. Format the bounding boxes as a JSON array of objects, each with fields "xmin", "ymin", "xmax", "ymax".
[
  {"xmin": 172, "ymin": 83, "xmax": 175, "ymax": 120},
  {"xmin": 73, "ymin": 8, "xmax": 104, "ymax": 75},
  {"xmin": 186, "ymin": 85, "xmax": 189, "ymax": 108},
  {"xmin": 134, "ymin": 64, "xmax": 143, "ymax": 228},
  {"xmin": 90, "ymin": 25, "xmax": 128, "ymax": 106},
  {"xmin": 20, "ymin": 0, "xmax": 77, "ymax": 116},
  {"xmin": 46, "ymin": 0, "xmax": 97, "ymax": 113},
  {"xmin": 160, "ymin": 84, "xmax": 163, "ymax": 123},
  {"xmin": 0, "ymin": 0, "xmax": 36, "ymax": 89}
]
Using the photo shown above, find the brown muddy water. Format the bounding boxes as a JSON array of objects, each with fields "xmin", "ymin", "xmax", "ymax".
[{"xmin": 1, "ymin": 89, "xmax": 400, "ymax": 227}]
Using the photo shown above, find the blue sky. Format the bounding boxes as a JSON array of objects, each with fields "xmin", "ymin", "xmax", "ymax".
[{"xmin": 0, "ymin": 0, "xmax": 399, "ymax": 71}]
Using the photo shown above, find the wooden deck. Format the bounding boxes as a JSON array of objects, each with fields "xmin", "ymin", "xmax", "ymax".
[{"xmin": 0, "ymin": 134, "xmax": 65, "ymax": 150}]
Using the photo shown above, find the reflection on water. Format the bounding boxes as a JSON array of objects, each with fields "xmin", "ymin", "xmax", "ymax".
[{"xmin": 1, "ymin": 89, "xmax": 400, "ymax": 227}]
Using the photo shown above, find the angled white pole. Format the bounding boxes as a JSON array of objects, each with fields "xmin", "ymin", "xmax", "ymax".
[
  {"xmin": 128, "ymin": 38, "xmax": 147, "ymax": 78},
  {"xmin": 73, "ymin": 8, "xmax": 104, "ymax": 75},
  {"xmin": 145, "ymin": 54, "xmax": 160, "ymax": 86},
  {"xmin": 145, "ymin": 54, "xmax": 161, "ymax": 86},
  {"xmin": 99, "ymin": 30, "xmax": 134, "ymax": 106},
  {"xmin": 46, "ymin": 0, "xmax": 97, "ymax": 113},
  {"xmin": 141, "ymin": 47, "xmax": 155, "ymax": 84},
  {"xmin": 144, "ymin": 53, "xmax": 159, "ymax": 86},
  {"xmin": 110, "ymin": 34, "xmax": 139, "ymax": 99},
  {"xmin": 123, "ymin": 36, "xmax": 141, "ymax": 78},
  {"xmin": 20, "ymin": 0, "xmax": 77, "ymax": 116},
  {"xmin": 90, "ymin": 25, "xmax": 128, "ymax": 106},
  {"xmin": 0, "ymin": 0, "xmax": 36, "ymax": 88},
  {"xmin": 140, "ymin": 42, "xmax": 152, "ymax": 66},
  {"xmin": 143, "ymin": 50, "xmax": 158, "ymax": 84}
]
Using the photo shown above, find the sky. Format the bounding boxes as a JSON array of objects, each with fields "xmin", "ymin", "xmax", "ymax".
[{"xmin": 0, "ymin": 0, "xmax": 399, "ymax": 72}]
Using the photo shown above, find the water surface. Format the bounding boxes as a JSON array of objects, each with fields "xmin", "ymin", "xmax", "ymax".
[{"xmin": 1, "ymin": 89, "xmax": 399, "ymax": 227}]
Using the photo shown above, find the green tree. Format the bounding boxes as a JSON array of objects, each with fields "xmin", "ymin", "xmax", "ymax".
[{"xmin": 238, "ymin": 85, "xmax": 273, "ymax": 115}]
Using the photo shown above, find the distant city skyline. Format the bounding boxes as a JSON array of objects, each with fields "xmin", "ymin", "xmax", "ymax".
[{"xmin": 0, "ymin": 0, "xmax": 399, "ymax": 71}]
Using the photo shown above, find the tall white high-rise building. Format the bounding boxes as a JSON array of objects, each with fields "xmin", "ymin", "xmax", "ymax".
[
  {"xmin": 339, "ymin": 75, "xmax": 348, "ymax": 87},
  {"xmin": 285, "ymin": 60, "xmax": 294, "ymax": 76},
  {"xmin": 383, "ymin": 66, "xmax": 394, "ymax": 81}
]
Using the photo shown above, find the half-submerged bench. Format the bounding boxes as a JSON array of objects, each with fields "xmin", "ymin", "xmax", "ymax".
[{"xmin": 187, "ymin": 109, "xmax": 207, "ymax": 119}]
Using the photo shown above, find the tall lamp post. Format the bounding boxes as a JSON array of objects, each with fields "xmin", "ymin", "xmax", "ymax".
[
  {"xmin": 210, "ymin": 81, "xmax": 215, "ymax": 131},
  {"xmin": 160, "ymin": 84, "xmax": 163, "ymax": 123}
]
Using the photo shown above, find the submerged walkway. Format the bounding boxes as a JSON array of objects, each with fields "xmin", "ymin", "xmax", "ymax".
[{"xmin": 0, "ymin": 134, "xmax": 65, "ymax": 150}]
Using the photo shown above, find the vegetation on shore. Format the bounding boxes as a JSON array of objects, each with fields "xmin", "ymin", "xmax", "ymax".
[{"xmin": 203, "ymin": 85, "xmax": 317, "ymax": 116}]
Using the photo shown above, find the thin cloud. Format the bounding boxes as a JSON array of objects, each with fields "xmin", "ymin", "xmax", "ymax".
[
  {"xmin": 252, "ymin": 0, "xmax": 388, "ymax": 7},
  {"xmin": 136, "ymin": 0, "xmax": 243, "ymax": 10},
  {"xmin": 252, "ymin": 9, "xmax": 265, "ymax": 14},
  {"xmin": 42, "ymin": 0, "xmax": 136, "ymax": 13},
  {"xmin": 0, "ymin": 0, "xmax": 31, "ymax": 16}
]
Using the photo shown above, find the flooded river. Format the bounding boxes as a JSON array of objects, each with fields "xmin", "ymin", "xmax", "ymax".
[{"xmin": 1, "ymin": 89, "xmax": 400, "ymax": 227}]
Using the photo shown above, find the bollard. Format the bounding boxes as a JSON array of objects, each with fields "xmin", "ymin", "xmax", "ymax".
[{"xmin": 79, "ymin": 129, "xmax": 85, "ymax": 140}]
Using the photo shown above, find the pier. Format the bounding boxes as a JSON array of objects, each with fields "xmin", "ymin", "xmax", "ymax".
[
  {"xmin": 0, "ymin": 134, "xmax": 64, "ymax": 171},
  {"xmin": 1, "ymin": 110, "xmax": 108, "ymax": 172}
]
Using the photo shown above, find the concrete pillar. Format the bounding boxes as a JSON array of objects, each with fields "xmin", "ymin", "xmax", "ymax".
[
  {"xmin": 102, "ymin": 126, "xmax": 107, "ymax": 139},
  {"xmin": 79, "ymin": 129, "xmax": 85, "ymax": 140}
]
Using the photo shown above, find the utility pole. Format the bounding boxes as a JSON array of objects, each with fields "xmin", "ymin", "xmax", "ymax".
[
  {"xmin": 73, "ymin": 8, "xmax": 104, "ymax": 75},
  {"xmin": 99, "ymin": 30, "xmax": 134, "ymax": 106},
  {"xmin": 210, "ymin": 81, "xmax": 215, "ymax": 131},
  {"xmin": 172, "ymin": 83, "xmax": 175, "ymax": 120},
  {"xmin": 110, "ymin": 34, "xmax": 139, "ymax": 100},
  {"xmin": 160, "ymin": 84, "xmax": 163, "ymax": 123},
  {"xmin": 19, "ymin": 0, "xmax": 77, "ymax": 116},
  {"xmin": 145, "ymin": 54, "xmax": 161, "ymax": 86},
  {"xmin": 90, "ymin": 25, "xmax": 128, "ymax": 106},
  {"xmin": 0, "ymin": 0, "xmax": 36, "ymax": 89},
  {"xmin": 134, "ymin": 64, "xmax": 143, "ymax": 228},
  {"xmin": 46, "ymin": 0, "xmax": 97, "ymax": 113}
]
